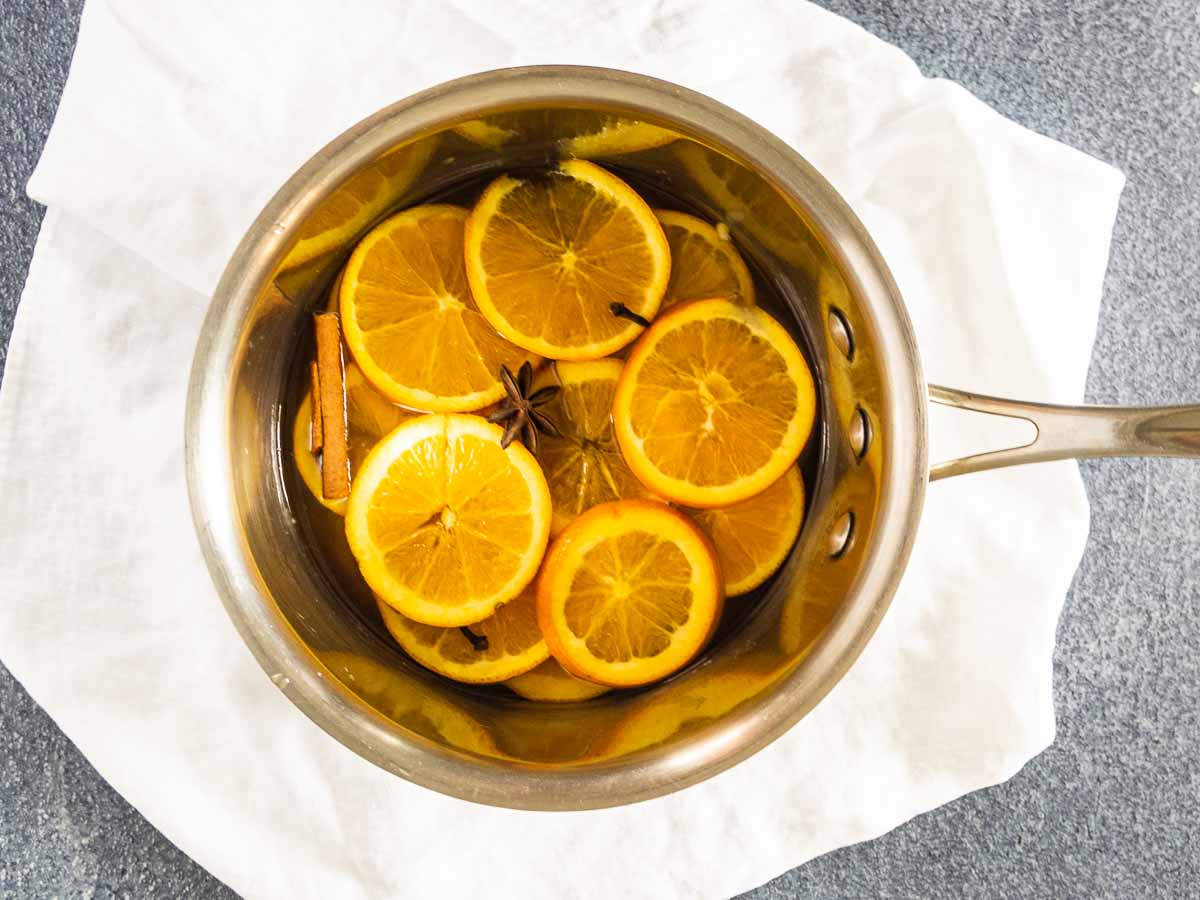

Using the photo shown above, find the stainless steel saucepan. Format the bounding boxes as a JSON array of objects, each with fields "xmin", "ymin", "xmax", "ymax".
[{"xmin": 185, "ymin": 66, "xmax": 1200, "ymax": 810}]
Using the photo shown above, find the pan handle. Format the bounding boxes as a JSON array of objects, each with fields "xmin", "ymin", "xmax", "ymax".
[{"xmin": 928, "ymin": 384, "xmax": 1200, "ymax": 481}]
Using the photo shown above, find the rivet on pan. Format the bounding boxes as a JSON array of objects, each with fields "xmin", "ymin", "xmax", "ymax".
[
  {"xmin": 849, "ymin": 407, "xmax": 872, "ymax": 460},
  {"xmin": 829, "ymin": 511, "xmax": 855, "ymax": 559},
  {"xmin": 828, "ymin": 307, "xmax": 854, "ymax": 360}
]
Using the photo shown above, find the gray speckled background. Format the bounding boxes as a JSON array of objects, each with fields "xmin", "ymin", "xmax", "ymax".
[{"xmin": 2, "ymin": 1, "xmax": 1198, "ymax": 897}]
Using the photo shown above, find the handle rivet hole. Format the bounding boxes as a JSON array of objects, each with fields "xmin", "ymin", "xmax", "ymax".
[
  {"xmin": 849, "ymin": 406, "xmax": 872, "ymax": 460},
  {"xmin": 828, "ymin": 307, "xmax": 854, "ymax": 360},
  {"xmin": 829, "ymin": 511, "xmax": 856, "ymax": 559}
]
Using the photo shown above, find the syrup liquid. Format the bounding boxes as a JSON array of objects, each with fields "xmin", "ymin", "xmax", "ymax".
[{"xmin": 275, "ymin": 115, "xmax": 837, "ymax": 756}]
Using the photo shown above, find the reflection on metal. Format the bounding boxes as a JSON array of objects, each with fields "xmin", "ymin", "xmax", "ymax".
[
  {"xmin": 849, "ymin": 406, "xmax": 872, "ymax": 460},
  {"xmin": 827, "ymin": 307, "xmax": 854, "ymax": 360},
  {"xmin": 929, "ymin": 385, "xmax": 1200, "ymax": 480},
  {"xmin": 828, "ymin": 512, "xmax": 856, "ymax": 559}
]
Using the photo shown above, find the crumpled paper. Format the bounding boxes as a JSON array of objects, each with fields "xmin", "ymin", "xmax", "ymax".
[{"xmin": 0, "ymin": 0, "xmax": 1124, "ymax": 896}]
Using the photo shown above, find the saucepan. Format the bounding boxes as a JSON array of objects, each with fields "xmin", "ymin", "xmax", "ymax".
[{"xmin": 185, "ymin": 66, "xmax": 1200, "ymax": 810}]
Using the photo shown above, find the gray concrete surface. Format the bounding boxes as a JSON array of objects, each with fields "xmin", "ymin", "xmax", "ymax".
[{"xmin": 1, "ymin": 1, "xmax": 1198, "ymax": 897}]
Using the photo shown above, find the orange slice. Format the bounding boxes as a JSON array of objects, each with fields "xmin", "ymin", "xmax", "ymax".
[
  {"xmin": 537, "ymin": 500, "xmax": 723, "ymax": 687},
  {"xmin": 376, "ymin": 588, "xmax": 548, "ymax": 684},
  {"xmin": 604, "ymin": 660, "xmax": 778, "ymax": 757},
  {"xmin": 292, "ymin": 361, "xmax": 414, "ymax": 515},
  {"xmin": 505, "ymin": 658, "xmax": 612, "ymax": 702},
  {"xmin": 453, "ymin": 111, "xmax": 677, "ymax": 158},
  {"xmin": 613, "ymin": 298, "xmax": 816, "ymax": 508},
  {"xmin": 464, "ymin": 160, "xmax": 670, "ymax": 360},
  {"xmin": 320, "ymin": 652, "xmax": 501, "ymax": 758},
  {"xmin": 285, "ymin": 139, "xmax": 434, "ymax": 270},
  {"xmin": 340, "ymin": 204, "xmax": 538, "ymax": 412},
  {"xmin": 564, "ymin": 121, "xmax": 678, "ymax": 159},
  {"xmin": 533, "ymin": 360, "xmax": 658, "ymax": 535},
  {"xmin": 655, "ymin": 209, "xmax": 755, "ymax": 309},
  {"xmin": 674, "ymin": 141, "xmax": 823, "ymax": 274},
  {"xmin": 690, "ymin": 466, "xmax": 805, "ymax": 595},
  {"xmin": 345, "ymin": 414, "xmax": 552, "ymax": 627}
]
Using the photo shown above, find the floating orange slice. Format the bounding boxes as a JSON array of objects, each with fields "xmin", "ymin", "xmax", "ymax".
[
  {"xmin": 285, "ymin": 139, "xmax": 435, "ymax": 270},
  {"xmin": 453, "ymin": 111, "xmax": 677, "ymax": 159},
  {"xmin": 376, "ymin": 588, "xmax": 547, "ymax": 684},
  {"xmin": 320, "ymin": 652, "xmax": 501, "ymax": 758},
  {"xmin": 674, "ymin": 141, "xmax": 823, "ymax": 274},
  {"xmin": 533, "ymin": 360, "xmax": 658, "ymax": 535},
  {"xmin": 292, "ymin": 361, "xmax": 414, "ymax": 515},
  {"xmin": 537, "ymin": 500, "xmax": 723, "ymax": 687},
  {"xmin": 690, "ymin": 466, "xmax": 805, "ymax": 595},
  {"xmin": 655, "ymin": 209, "xmax": 755, "ymax": 309},
  {"xmin": 345, "ymin": 414, "xmax": 551, "ymax": 627},
  {"xmin": 464, "ymin": 160, "xmax": 670, "ymax": 360},
  {"xmin": 613, "ymin": 298, "xmax": 816, "ymax": 508},
  {"xmin": 340, "ymin": 204, "xmax": 537, "ymax": 412},
  {"xmin": 506, "ymin": 658, "xmax": 612, "ymax": 702}
]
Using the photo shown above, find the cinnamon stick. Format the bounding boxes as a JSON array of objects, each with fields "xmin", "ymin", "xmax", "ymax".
[
  {"xmin": 314, "ymin": 313, "xmax": 350, "ymax": 500},
  {"xmin": 309, "ymin": 360, "xmax": 323, "ymax": 454}
]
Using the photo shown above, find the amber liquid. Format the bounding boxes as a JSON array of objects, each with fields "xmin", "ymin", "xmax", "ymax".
[
  {"xmin": 266, "ymin": 113, "xmax": 860, "ymax": 769},
  {"xmin": 283, "ymin": 172, "xmax": 826, "ymax": 705}
]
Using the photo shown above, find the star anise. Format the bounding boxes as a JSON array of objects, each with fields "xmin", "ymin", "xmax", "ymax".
[{"xmin": 487, "ymin": 362, "xmax": 561, "ymax": 455}]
